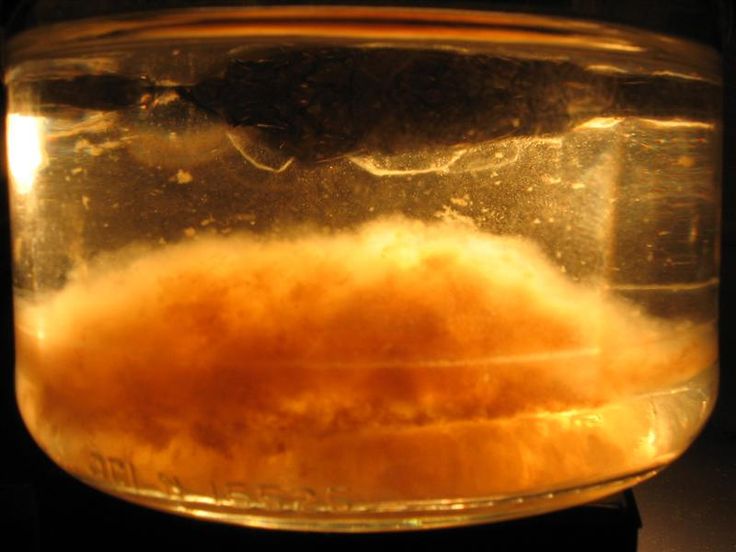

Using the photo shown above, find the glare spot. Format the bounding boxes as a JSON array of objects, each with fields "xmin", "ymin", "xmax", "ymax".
[{"xmin": 7, "ymin": 114, "xmax": 46, "ymax": 195}]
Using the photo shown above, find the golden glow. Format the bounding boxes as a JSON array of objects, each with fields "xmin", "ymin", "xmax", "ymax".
[
  {"xmin": 6, "ymin": 114, "xmax": 46, "ymax": 195},
  {"xmin": 15, "ymin": 217, "xmax": 716, "ymax": 506}
]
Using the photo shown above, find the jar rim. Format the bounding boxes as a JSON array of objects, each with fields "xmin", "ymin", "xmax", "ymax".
[{"xmin": 5, "ymin": 5, "xmax": 722, "ymax": 75}]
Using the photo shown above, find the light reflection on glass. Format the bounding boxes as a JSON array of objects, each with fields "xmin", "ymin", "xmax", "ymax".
[{"xmin": 7, "ymin": 114, "xmax": 46, "ymax": 195}]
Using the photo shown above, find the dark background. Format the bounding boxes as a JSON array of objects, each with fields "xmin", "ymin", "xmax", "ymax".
[{"xmin": 0, "ymin": 1, "xmax": 734, "ymax": 550}]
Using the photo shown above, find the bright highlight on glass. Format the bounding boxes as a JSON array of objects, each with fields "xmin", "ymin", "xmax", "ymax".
[{"xmin": 6, "ymin": 114, "xmax": 45, "ymax": 195}]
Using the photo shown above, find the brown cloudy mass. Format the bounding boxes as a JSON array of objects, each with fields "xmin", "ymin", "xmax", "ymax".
[{"xmin": 15, "ymin": 216, "xmax": 716, "ymax": 503}]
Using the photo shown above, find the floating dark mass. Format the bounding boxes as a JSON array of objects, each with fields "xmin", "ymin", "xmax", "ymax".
[
  {"xmin": 182, "ymin": 47, "xmax": 615, "ymax": 163},
  {"xmin": 33, "ymin": 47, "xmax": 719, "ymax": 165}
]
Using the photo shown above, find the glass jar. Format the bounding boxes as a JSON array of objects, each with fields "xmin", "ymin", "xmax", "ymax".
[{"xmin": 5, "ymin": 3, "xmax": 721, "ymax": 532}]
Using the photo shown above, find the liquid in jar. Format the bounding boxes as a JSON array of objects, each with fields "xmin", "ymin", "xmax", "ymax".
[{"xmin": 6, "ymin": 7, "xmax": 720, "ymax": 531}]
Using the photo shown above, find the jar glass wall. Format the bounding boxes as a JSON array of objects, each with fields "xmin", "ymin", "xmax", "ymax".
[{"xmin": 5, "ymin": 6, "xmax": 721, "ymax": 531}]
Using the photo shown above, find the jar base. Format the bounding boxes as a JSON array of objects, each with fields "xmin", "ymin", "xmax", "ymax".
[{"xmin": 74, "ymin": 467, "xmax": 660, "ymax": 533}]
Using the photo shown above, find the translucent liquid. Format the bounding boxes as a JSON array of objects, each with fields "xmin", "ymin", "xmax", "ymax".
[{"xmin": 8, "ymin": 8, "xmax": 720, "ymax": 530}]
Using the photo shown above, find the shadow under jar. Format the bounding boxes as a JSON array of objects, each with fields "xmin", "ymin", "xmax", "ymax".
[{"xmin": 4, "ymin": 5, "xmax": 721, "ymax": 532}]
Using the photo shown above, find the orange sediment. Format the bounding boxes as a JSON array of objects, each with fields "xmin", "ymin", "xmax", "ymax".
[{"xmin": 15, "ymin": 216, "xmax": 717, "ymax": 503}]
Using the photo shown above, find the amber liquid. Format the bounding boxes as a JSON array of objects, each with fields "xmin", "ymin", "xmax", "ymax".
[{"xmin": 7, "ymin": 7, "xmax": 720, "ymax": 530}]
